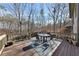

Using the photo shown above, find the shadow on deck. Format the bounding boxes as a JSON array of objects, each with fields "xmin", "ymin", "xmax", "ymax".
[{"xmin": 1, "ymin": 41, "xmax": 36, "ymax": 56}]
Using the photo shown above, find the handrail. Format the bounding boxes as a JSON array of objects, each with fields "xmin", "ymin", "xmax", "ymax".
[
  {"xmin": 49, "ymin": 32, "xmax": 77, "ymax": 40},
  {"xmin": 0, "ymin": 34, "xmax": 6, "ymax": 41},
  {"xmin": 0, "ymin": 34, "xmax": 6, "ymax": 55}
]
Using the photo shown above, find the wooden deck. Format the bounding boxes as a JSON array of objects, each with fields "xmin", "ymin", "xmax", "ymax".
[
  {"xmin": 52, "ymin": 40, "xmax": 79, "ymax": 56},
  {"xmin": 1, "ymin": 41, "xmax": 38, "ymax": 56},
  {"xmin": 1, "ymin": 40, "xmax": 79, "ymax": 56}
]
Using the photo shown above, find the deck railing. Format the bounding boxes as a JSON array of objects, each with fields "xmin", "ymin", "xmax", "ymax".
[
  {"xmin": 0, "ymin": 34, "xmax": 6, "ymax": 55},
  {"xmin": 50, "ymin": 32, "xmax": 77, "ymax": 45}
]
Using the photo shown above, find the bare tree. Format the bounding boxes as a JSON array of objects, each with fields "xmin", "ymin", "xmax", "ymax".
[
  {"xmin": 59, "ymin": 4, "xmax": 66, "ymax": 30},
  {"xmin": 0, "ymin": 5, "xmax": 6, "ymax": 29},
  {"xmin": 25, "ymin": 3, "xmax": 36, "ymax": 38},
  {"xmin": 47, "ymin": 4, "xmax": 61, "ymax": 33},
  {"xmin": 5, "ymin": 3, "xmax": 27, "ymax": 35}
]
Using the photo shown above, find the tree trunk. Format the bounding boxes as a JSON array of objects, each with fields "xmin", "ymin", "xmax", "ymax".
[{"xmin": 53, "ymin": 22, "xmax": 55, "ymax": 33}]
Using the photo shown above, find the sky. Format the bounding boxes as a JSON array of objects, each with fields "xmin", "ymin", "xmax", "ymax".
[{"xmin": 0, "ymin": 3, "xmax": 69, "ymax": 24}]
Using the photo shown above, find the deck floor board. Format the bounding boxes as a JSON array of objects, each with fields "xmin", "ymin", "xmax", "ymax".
[{"xmin": 52, "ymin": 40, "xmax": 79, "ymax": 56}]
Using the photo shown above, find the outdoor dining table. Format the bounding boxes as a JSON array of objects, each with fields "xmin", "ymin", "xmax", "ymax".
[{"xmin": 37, "ymin": 33, "xmax": 51, "ymax": 43}]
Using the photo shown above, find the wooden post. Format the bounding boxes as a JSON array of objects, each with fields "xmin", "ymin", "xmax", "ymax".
[
  {"xmin": 71, "ymin": 4, "xmax": 79, "ymax": 46},
  {"xmin": 76, "ymin": 4, "xmax": 79, "ymax": 46}
]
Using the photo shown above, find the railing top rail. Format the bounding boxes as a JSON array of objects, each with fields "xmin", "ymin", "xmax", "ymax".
[
  {"xmin": 50, "ymin": 32, "xmax": 77, "ymax": 35},
  {"xmin": 0, "ymin": 34, "xmax": 6, "ymax": 41}
]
